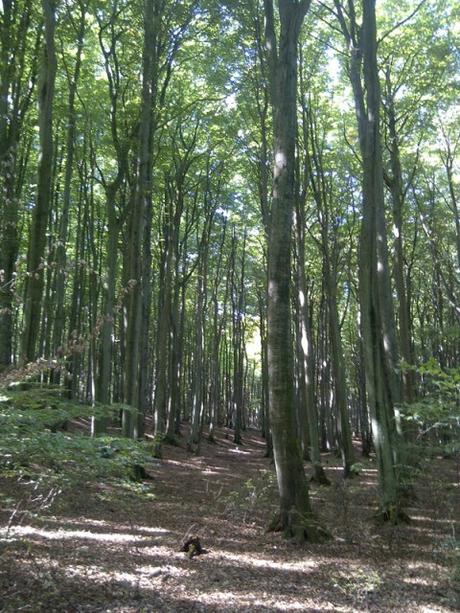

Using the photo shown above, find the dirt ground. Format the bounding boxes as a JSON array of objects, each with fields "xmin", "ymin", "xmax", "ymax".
[{"xmin": 0, "ymin": 426, "xmax": 459, "ymax": 612}]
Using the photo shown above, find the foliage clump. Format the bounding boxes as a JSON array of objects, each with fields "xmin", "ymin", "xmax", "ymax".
[
  {"xmin": 401, "ymin": 360, "xmax": 460, "ymax": 456},
  {"xmin": 0, "ymin": 385, "xmax": 153, "ymax": 494}
]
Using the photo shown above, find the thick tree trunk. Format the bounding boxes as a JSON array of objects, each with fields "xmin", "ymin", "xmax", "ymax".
[
  {"xmin": 265, "ymin": 0, "xmax": 328, "ymax": 541},
  {"xmin": 123, "ymin": 0, "xmax": 156, "ymax": 438},
  {"xmin": 335, "ymin": 0, "xmax": 405, "ymax": 520},
  {"xmin": 359, "ymin": 0, "xmax": 404, "ymax": 520}
]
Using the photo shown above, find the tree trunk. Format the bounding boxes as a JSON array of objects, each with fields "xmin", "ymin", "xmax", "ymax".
[
  {"xmin": 264, "ymin": 0, "xmax": 328, "ymax": 541},
  {"xmin": 51, "ymin": 1, "xmax": 87, "ymax": 382},
  {"xmin": 384, "ymin": 78, "xmax": 415, "ymax": 404},
  {"xmin": 325, "ymin": 255, "xmax": 355, "ymax": 476},
  {"xmin": 295, "ymin": 200, "xmax": 329, "ymax": 483},
  {"xmin": 123, "ymin": 0, "xmax": 156, "ymax": 438},
  {"xmin": 22, "ymin": 0, "xmax": 57, "ymax": 363},
  {"xmin": 0, "ymin": 3, "xmax": 33, "ymax": 369},
  {"xmin": 359, "ymin": 0, "xmax": 404, "ymax": 520}
]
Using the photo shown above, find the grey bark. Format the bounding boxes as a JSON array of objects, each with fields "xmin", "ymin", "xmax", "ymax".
[
  {"xmin": 123, "ymin": 0, "xmax": 156, "ymax": 438},
  {"xmin": 335, "ymin": 0, "xmax": 404, "ymax": 518},
  {"xmin": 22, "ymin": 0, "xmax": 57, "ymax": 363},
  {"xmin": 264, "ymin": 0, "xmax": 328, "ymax": 540},
  {"xmin": 295, "ymin": 198, "xmax": 329, "ymax": 483},
  {"xmin": 51, "ymin": 0, "xmax": 87, "ymax": 383},
  {"xmin": 0, "ymin": 2, "xmax": 34, "ymax": 368},
  {"xmin": 383, "ymin": 72, "xmax": 415, "ymax": 403}
]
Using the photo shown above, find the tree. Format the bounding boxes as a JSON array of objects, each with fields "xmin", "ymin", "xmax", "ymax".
[
  {"xmin": 21, "ymin": 0, "xmax": 57, "ymax": 364},
  {"xmin": 334, "ymin": 0, "xmax": 405, "ymax": 520},
  {"xmin": 123, "ymin": 0, "xmax": 157, "ymax": 438},
  {"xmin": 264, "ymin": 0, "xmax": 328, "ymax": 541},
  {"xmin": 0, "ymin": 1, "xmax": 36, "ymax": 369},
  {"xmin": 51, "ymin": 0, "xmax": 88, "ymax": 385}
]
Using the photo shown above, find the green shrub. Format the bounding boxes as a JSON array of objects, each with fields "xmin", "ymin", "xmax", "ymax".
[
  {"xmin": 0, "ymin": 386, "xmax": 152, "ymax": 491},
  {"xmin": 400, "ymin": 360, "xmax": 460, "ymax": 455}
]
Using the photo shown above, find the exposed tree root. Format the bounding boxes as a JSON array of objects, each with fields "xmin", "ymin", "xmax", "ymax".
[
  {"xmin": 129, "ymin": 464, "xmax": 153, "ymax": 482},
  {"xmin": 311, "ymin": 465, "xmax": 331, "ymax": 486},
  {"xmin": 374, "ymin": 506, "xmax": 411, "ymax": 525},
  {"xmin": 179, "ymin": 535, "xmax": 207, "ymax": 558},
  {"xmin": 267, "ymin": 510, "xmax": 332, "ymax": 543}
]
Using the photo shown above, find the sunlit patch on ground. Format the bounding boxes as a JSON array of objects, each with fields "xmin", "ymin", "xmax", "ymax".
[
  {"xmin": 227, "ymin": 447, "xmax": 252, "ymax": 455},
  {"xmin": 0, "ymin": 525, "xmax": 155, "ymax": 543},
  {"xmin": 0, "ymin": 426, "xmax": 458, "ymax": 612},
  {"xmin": 214, "ymin": 549, "xmax": 318, "ymax": 572}
]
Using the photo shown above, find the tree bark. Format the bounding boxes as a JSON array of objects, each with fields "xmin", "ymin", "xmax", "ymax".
[
  {"xmin": 22, "ymin": 0, "xmax": 57, "ymax": 363},
  {"xmin": 123, "ymin": 0, "xmax": 156, "ymax": 438},
  {"xmin": 356, "ymin": 0, "xmax": 404, "ymax": 519},
  {"xmin": 264, "ymin": 0, "xmax": 328, "ymax": 541},
  {"xmin": 384, "ymin": 74, "xmax": 415, "ymax": 403},
  {"xmin": 51, "ymin": 0, "xmax": 87, "ymax": 383}
]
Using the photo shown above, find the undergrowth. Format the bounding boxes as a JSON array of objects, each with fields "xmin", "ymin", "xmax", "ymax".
[
  {"xmin": 219, "ymin": 470, "xmax": 277, "ymax": 522},
  {"xmin": 0, "ymin": 385, "xmax": 153, "ymax": 508}
]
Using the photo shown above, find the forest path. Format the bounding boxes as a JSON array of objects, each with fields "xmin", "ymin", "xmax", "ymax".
[{"xmin": 0, "ymin": 426, "xmax": 458, "ymax": 612}]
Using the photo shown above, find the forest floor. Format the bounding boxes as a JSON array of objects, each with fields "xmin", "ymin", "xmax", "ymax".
[{"xmin": 0, "ymin": 425, "xmax": 459, "ymax": 612}]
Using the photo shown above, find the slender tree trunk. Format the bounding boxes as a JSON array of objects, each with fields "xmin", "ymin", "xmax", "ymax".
[
  {"xmin": 188, "ymin": 267, "xmax": 204, "ymax": 451},
  {"xmin": 138, "ymin": 175, "xmax": 154, "ymax": 432},
  {"xmin": 0, "ymin": 2, "xmax": 33, "ymax": 368},
  {"xmin": 385, "ymin": 81, "xmax": 415, "ymax": 403},
  {"xmin": 208, "ymin": 222, "xmax": 228, "ymax": 442},
  {"xmin": 356, "ymin": 327, "xmax": 372, "ymax": 456},
  {"xmin": 166, "ymin": 267, "xmax": 182, "ymax": 440},
  {"xmin": 155, "ymin": 183, "xmax": 183, "ymax": 443},
  {"xmin": 154, "ymin": 218, "xmax": 174, "ymax": 438},
  {"xmin": 325, "ymin": 255, "xmax": 355, "ymax": 476},
  {"xmin": 188, "ymin": 207, "xmax": 213, "ymax": 452},
  {"xmin": 96, "ymin": 197, "xmax": 119, "ymax": 409},
  {"xmin": 51, "ymin": 1, "xmax": 87, "ymax": 382},
  {"xmin": 295, "ymin": 201, "xmax": 329, "ymax": 483},
  {"xmin": 258, "ymin": 291, "xmax": 272, "ymax": 456},
  {"xmin": 22, "ymin": 0, "xmax": 57, "ymax": 363},
  {"xmin": 232, "ymin": 230, "xmax": 246, "ymax": 445}
]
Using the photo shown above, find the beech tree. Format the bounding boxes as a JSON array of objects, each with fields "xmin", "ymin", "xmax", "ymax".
[
  {"xmin": 21, "ymin": 0, "xmax": 57, "ymax": 363},
  {"xmin": 0, "ymin": 0, "xmax": 37, "ymax": 368},
  {"xmin": 0, "ymin": 0, "xmax": 457, "ymax": 535},
  {"xmin": 264, "ymin": 0, "xmax": 329, "ymax": 541}
]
